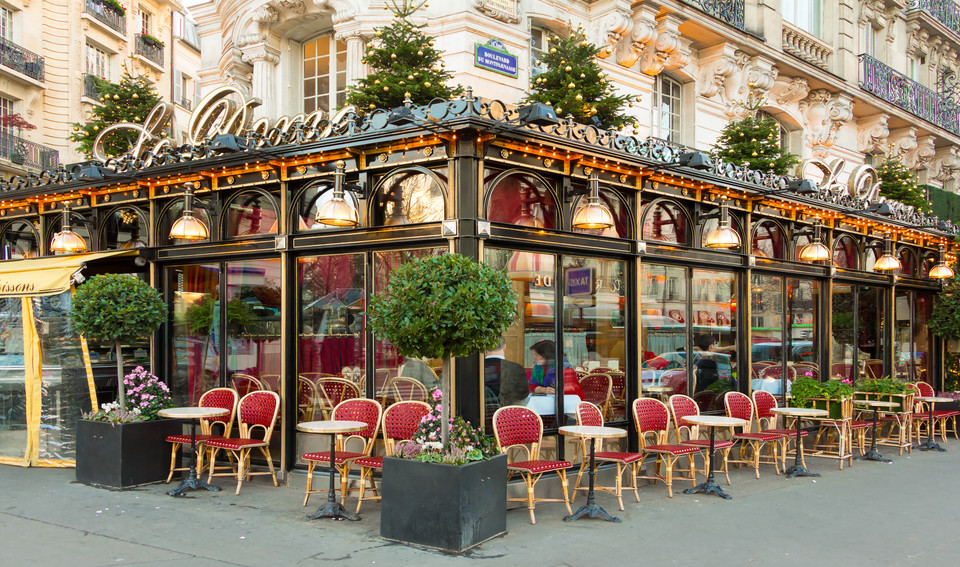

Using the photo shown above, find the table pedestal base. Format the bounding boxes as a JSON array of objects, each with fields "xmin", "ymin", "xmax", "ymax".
[
  {"xmin": 783, "ymin": 464, "xmax": 820, "ymax": 479},
  {"xmin": 856, "ymin": 449, "xmax": 893, "ymax": 463},
  {"xmin": 564, "ymin": 502, "xmax": 620, "ymax": 523},
  {"xmin": 304, "ymin": 500, "xmax": 359, "ymax": 522},
  {"xmin": 684, "ymin": 478, "xmax": 732, "ymax": 500},
  {"xmin": 168, "ymin": 472, "xmax": 221, "ymax": 497},
  {"xmin": 917, "ymin": 439, "xmax": 946, "ymax": 452}
]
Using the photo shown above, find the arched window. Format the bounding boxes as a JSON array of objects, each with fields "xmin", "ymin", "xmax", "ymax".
[
  {"xmin": 897, "ymin": 246, "xmax": 916, "ymax": 276},
  {"xmin": 864, "ymin": 240, "xmax": 886, "ymax": 272},
  {"xmin": 641, "ymin": 200, "xmax": 688, "ymax": 244},
  {"xmin": 0, "ymin": 220, "xmax": 38, "ymax": 259},
  {"xmin": 570, "ymin": 184, "xmax": 630, "ymax": 238},
  {"xmin": 920, "ymin": 251, "xmax": 938, "ymax": 278},
  {"xmin": 101, "ymin": 207, "xmax": 148, "ymax": 249},
  {"xmin": 295, "ymin": 180, "xmax": 360, "ymax": 231},
  {"xmin": 370, "ymin": 167, "xmax": 446, "ymax": 226},
  {"xmin": 159, "ymin": 199, "xmax": 213, "ymax": 245},
  {"xmin": 833, "ymin": 235, "xmax": 860, "ymax": 269},
  {"xmin": 484, "ymin": 170, "xmax": 557, "ymax": 229},
  {"xmin": 223, "ymin": 190, "xmax": 279, "ymax": 238},
  {"xmin": 699, "ymin": 203, "xmax": 744, "ymax": 250},
  {"xmin": 751, "ymin": 219, "xmax": 786, "ymax": 259},
  {"xmin": 46, "ymin": 208, "xmax": 91, "ymax": 254}
]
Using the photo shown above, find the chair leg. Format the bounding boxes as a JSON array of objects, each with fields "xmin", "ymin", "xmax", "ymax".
[
  {"xmin": 339, "ymin": 464, "xmax": 350, "ymax": 506},
  {"xmin": 574, "ymin": 459, "xmax": 588, "ymax": 492},
  {"xmin": 558, "ymin": 470, "xmax": 572, "ymax": 515},
  {"xmin": 207, "ymin": 447, "xmax": 220, "ymax": 483},
  {"xmin": 664, "ymin": 455, "xmax": 675, "ymax": 497},
  {"xmin": 166, "ymin": 442, "xmax": 181, "ymax": 483},
  {"xmin": 235, "ymin": 449, "xmax": 247, "ymax": 495},
  {"xmin": 261, "ymin": 447, "xmax": 278, "ymax": 487},
  {"xmin": 720, "ymin": 448, "xmax": 731, "ymax": 485},
  {"xmin": 614, "ymin": 463, "xmax": 624, "ymax": 511},
  {"xmin": 304, "ymin": 461, "xmax": 316, "ymax": 507},
  {"xmin": 525, "ymin": 473, "xmax": 537, "ymax": 525}
]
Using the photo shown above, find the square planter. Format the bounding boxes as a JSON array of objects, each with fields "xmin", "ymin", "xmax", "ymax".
[
  {"xmin": 380, "ymin": 453, "xmax": 507, "ymax": 554},
  {"xmin": 76, "ymin": 419, "xmax": 182, "ymax": 489},
  {"xmin": 809, "ymin": 397, "xmax": 852, "ymax": 420},
  {"xmin": 854, "ymin": 392, "xmax": 913, "ymax": 413}
]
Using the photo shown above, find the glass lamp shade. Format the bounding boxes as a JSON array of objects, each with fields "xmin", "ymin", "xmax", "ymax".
[
  {"xmin": 930, "ymin": 262, "xmax": 955, "ymax": 279},
  {"xmin": 572, "ymin": 198, "xmax": 614, "ymax": 230},
  {"xmin": 169, "ymin": 211, "xmax": 210, "ymax": 240},
  {"xmin": 50, "ymin": 229, "xmax": 87, "ymax": 254},
  {"xmin": 384, "ymin": 212, "xmax": 410, "ymax": 226},
  {"xmin": 705, "ymin": 221, "xmax": 742, "ymax": 249},
  {"xmin": 314, "ymin": 195, "xmax": 359, "ymax": 227},
  {"xmin": 121, "ymin": 238, "xmax": 146, "ymax": 249},
  {"xmin": 873, "ymin": 252, "xmax": 902, "ymax": 272},
  {"xmin": 799, "ymin": 240, "xmax": 831, "ymax": 262}
]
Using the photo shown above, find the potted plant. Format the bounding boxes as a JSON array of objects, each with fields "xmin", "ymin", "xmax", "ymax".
[
  {"xmin": 854, "ymin": 377, "xmax": 913, "ymax": 413},
  {"xmin": 71, "ymin": 274, "xmax": 175, "ymax": 488},
  {"xmin": 367, "ymin": 253, "xmax": 517, "ymax": 553},
  {"xmin": 789, "ymin": 376, "xmax": 854, "ymax": 419}
]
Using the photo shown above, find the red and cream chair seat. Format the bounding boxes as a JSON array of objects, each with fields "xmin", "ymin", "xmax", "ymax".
[
  {"xmin": 205, "ymin": 390, "xmax": 280, "ymax": 495},
  {"xmin": 669, "ymin": 394, "xmax": 735, "ymax": 484},
  {"xmin": 493, "ymin": 405, "xmax": 572, "ymax": 525},
  {"xmin": 573, "ymin": 401, "xmax": 642, "ymax": 511},
  {"xmin": 723, "ymin": 391, "xmax": 783, "ymax": 478},
  {"xmin": 915, "ymin": 381, "xmax": 960, "ymax": 441},
  {"xmin": 353, "ymin": 400, "xmax": 431, "ymax": 514},
  {"xmin": 632, "ymin": 397, "xmax": 700, "ymax": 497},
  {"xmin": 752, "ymin": 390, "xmax": 811, "ymax": 469},
  {"xmin": 165, "ymin": 387, "xmax": 238, "ymax": 483},
  {"xmin": 302, "ymin": 398, "xmax": 382, "ymax": 508}
]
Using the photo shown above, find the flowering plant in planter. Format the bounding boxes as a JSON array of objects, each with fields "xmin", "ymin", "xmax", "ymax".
[
  {"xmin": 83, "ymin": 401, "xmax": 144, "ymax": 424},
  {"xmin": 82, "ymin": 366, "xmax": 173, "ymax": 423},
  {"xmin": 396, "ymin": 389, "xmax": 498, "ymax": 465}
]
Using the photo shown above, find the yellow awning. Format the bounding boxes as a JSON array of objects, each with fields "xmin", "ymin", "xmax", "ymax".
[{"xmin": 0, "ymin": 250, "xmax": 139, "ymax": 298}]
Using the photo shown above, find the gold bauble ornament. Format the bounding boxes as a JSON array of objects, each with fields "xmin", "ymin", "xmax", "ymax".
[
  {"xmin": 113, "ymin": 94, "xmax": 120, "ymax": 100},
  {"xmin": 535, "ymin": 59, "xmax": 541, "ymax": 66},
  {"xmin": 407, "ymin": 75, "xmax": 414, "ymax": 80},
  {"xmin": 580, "ymin": 40, "xmax": 588, "ymax": 46},
  {"xmin": 417, "ymin": 50, "xmax": 423, "ymax": 56},
  {"xmin": 132, "ymin": 93, "xmax": 138, "ymax": 99},
  {"xmin": 556, "ymin": 107, "xmax": 562, "ymax": 113},
  {"xmin": 751, "ymin": 138, "xmax": 756, "ymax": 142},
  {"xmin": 368, "ymin": 50, "xmax": 375, "ymax": 56},
  {"xmin": 404, "ymin": 91, "xmax": 411, "ymax": 98},
  {"xmin": 580, "ymin": 73, "xmax": 585, "ymax": 78},
  {"xmin": 374, "ymin": 79, "xmax": 381, "ymax": 84},
  {"xmin": 383, "ymin": 86, "xmax": 389, "ymax": 91},
  {"xmin": 424, "ymin": 81, "xmax": 431, "ymax": 87},
  {"xmin": 568, "ymin": 82, "xmax": 575, "ymax": 88},
  {"xmin": 429, "ymin": 40, "xmax": 435, "ymax": 46},
  {"xmin": 752, "ymin": 151, "xmax": 758, "ymax": 156},
  {"xmin": 565, "ymin": 66, "xmax": 572, "ymax": 72},
  {"xmin": 399, "ymin": 81, "xmax": 405, "ymax": 85},
  {"xmin": 575, "ymin": 94, "xmax": 583, "ymax": 101},
  {"xmin": 438, "ymin": 81, "xmax": 445, "ymax": 86},
  {"xmin": 391, "ymin": 53, "xmax": 397, "ymax": 59},
  {"xmin": 369, "ymin": 104, "xmax": 376, "ymax": 109},
  {"xmin": 550, "ymin": 48, "xmax": 557, "ymax": 54}
]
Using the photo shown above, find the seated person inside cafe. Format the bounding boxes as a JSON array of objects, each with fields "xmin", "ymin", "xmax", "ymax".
[
  {"xmin": 527, "ymin": 339, "xmax": 584, "ymax": 399},
  {"xmin": 397, "ymin": 356, "xmax": 440, "ymax": 390},
  {"xmin": 693, "ymin": 333, "xmax": 735, "ymax": 393},
  {"xmin": 485, "ymin": 338, "xmax": 530, "ymax": 407}
]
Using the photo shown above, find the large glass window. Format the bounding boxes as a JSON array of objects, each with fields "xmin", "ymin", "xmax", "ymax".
[
  {"xmin": 86, "ymin": 43, "xmax": 109, "ymax": 79},
  {"xmin": 303, "ymin": 35, "xmax": 347, "ymax": 114},
  {"xmin": 783, "ymin": 0, "xmax": 823, "ymax": 37},
  {"xmin": 101, "ymin": 207, "xmax": 147, "ymax": 250},
  {"xmin": 752, "ymin": 220, "xmax": 786, "ymax": 259},
  {"xmin": 223, "ymin": 190, "xmax": 279, "ymax": 237},
  {"xmin": 831, "ymin": 284, "xmax": 885, "ymax": 381},
  {"xmin": 1, "ymin": 220, "xmax": 38, "ymax": 259},
  {"xmin": 371, "ymin": 168, "xmax": 446, "ymax": 226},
  {"xmin": 653, "ymin": 75, "xmax": 682, "ymax": 143},
  {"xmin": 640, "ymin": 264, "xmax": 690, "ymax": 397},
  {"xmin": 570, "ymin": 185, "xmax": 629, "ymax": 238},
  {"xmin": 168, "ymin": 264, "xmax": 221, "ymax": 404},
  {"xmin": 0, "ymin": 7, "xmax": 13, "ymax": 41},
  {"xmin": 159, "ymin": 198, "xmax": 213, "ymax": 245},
  {"xmin": 485, "ymin": 170, "xmax": 556, "ymax": 229},
  {"xmin": 691, "ymin": 269, "xmax": 737, "ymax": 412},
  {"xmin": 296, "ymin": 181, "xmax": 358, "ymax": 231},
  {"xmin": 641, "ymin": 200, "xmax": 688, "ymax": 244},
  {"xmin": 833, "ymin": 235, "xmax": 859, "ymax": 269},
  {"xmin": 46, "ymin": 210, "xmax": 91, "ymax": 255}
]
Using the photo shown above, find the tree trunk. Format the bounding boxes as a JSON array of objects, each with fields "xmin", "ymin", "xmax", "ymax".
[
  {"xmin": 115, "ymin": 341, "xmax": 126, "ymax": 408},
  {"xmin": 441, "ymin": 354, "xmax": 451, "ymax": 449}
]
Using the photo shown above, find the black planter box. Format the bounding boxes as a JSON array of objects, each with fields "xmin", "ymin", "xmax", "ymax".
[
  {"xmin": 380, "ymin": 453, "xmax": 507, "ymax": 553},
  {"xmin": 76, "ymin": 419, "xmax": 182, "ymax": 489}
]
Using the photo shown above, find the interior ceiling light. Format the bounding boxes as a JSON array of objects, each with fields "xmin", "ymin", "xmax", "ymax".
[
  {"xmin": 799, "ymin": 220, "xmax": 831, "ymax": 263},
  {"xmin": 704, "ymin": 200, "xmax": 741, "ymax": 249},
  {"xmin": 314, "ymin": 161, "xmax": 359, "ymax": 228},
  {"xmin": 169, "ymin": 182, "xmax": 210, "ymax": 240},
  {"xmin": 50, "ymin": 206, "xmax": 87, "ymax": 254},
  {"xmin": 873, "ymin": 235, "xmax": 902, "ymax": 272},
  {"xmin": 929, "ymin": 244, "xmax": 955, "ymax": 279},
  {"xmin": 572, "ymin": 172, "xmax": 614, "ymax": 230}
]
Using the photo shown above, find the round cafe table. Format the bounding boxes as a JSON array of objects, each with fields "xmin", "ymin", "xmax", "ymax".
[
  {"xmin": 297, "ymin": 420, "xmax": 367, "ymax": 521},
  {"xmin": 645, "ymin": 385, "xmax": 673, "ymax": 401},
  {"xmin": 680, "ymin": 415, "xmax": 745, "ymax": 500},
  {"xmin": 854, "ymin": 400, "xmax": 899, "ymax": 463},
  {"xmin": 915, "ymin": 396, "xmax": 953, "ymax": 452},
  {"xmin": 769, "ymin": 407, "xmax": 827, "ymax": 478},
  {"xmin": 558, "ymin": 425, "xmax": 626, "ymax": 522},
  {"xmin": 158, "ymin": 406, "xmax": 230, "ymax": 497}
]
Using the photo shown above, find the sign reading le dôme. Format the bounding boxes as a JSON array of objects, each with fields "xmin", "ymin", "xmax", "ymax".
[{"xmin": 474, "ymin": 39, "xmax": 518, "ymax": 78}]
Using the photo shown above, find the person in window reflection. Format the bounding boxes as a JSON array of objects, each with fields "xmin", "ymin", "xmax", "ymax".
[
  {"xmin": 693, "ymin": 334, "xmax": 734, "ymax": 393},
  {"xmin": 485, "ymin": 338, "xmax": 528, "ymax": 407},
  {"xmin": 528, "ymin": 340, "xmax": 584, "ymax": 399}
]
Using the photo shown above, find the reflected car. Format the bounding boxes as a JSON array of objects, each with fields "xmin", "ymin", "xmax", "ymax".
[{"xmin": 640, "ymin": 351, "xmax": 733, "ymax": 395}]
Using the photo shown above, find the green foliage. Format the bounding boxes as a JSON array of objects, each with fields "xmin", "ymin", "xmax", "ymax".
[
  {"xmin": 346, "ymin": 0, "xmax": 462, "ymax": 111},
  {"xmin": 184, "ymin": 297, "xmax": 256, "ymax": 335},
  {"xmin": 100, "ymin": 0, "xmax": 125, "ymax": 14},
  {"xmin": 856, "ymin": 378, "xmax": 911, "ymax": 394},
  {"xmin": 366, "ymin": 254, "xmax": 518, "ymax": 359},
  {"xmin": 819, "ymin": 379, "xmax": 855, "ymax": 400},
  {"xmin": 930, "ymin": 276, "xmax": 960, "ymax": 340},
  {"xmin": 69, "ymin": 74, "xmax": 161, "ymax": 158},
  {"xmin": 70, "ymin": 274, "xmax": 166, "ymax": 345},
  {"xmin": 928, "ymin": 185, "xmax": 960, "ymax": 224},
  {"xmin": 790, "ymin": 376, "xmax": 854, "ymax": 407},
  {"xmin": 877, "ymin": 157, "xmax": 930, "ymax": 214},
  {"xmin": 397, "ymin": 389, "xmax": 498, "ymax": 464},
  {"xmin": 523, "ymin": 24, "xmax": 638, "ymax": 129},
  {"xmin": 711, "ymin": 116, "xmax": 799, "ymax": 175},
  {"xmin": 945, "ymin": 352, "xmax": 960, "ymax": 392}
]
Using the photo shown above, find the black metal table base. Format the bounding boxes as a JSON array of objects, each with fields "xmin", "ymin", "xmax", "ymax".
[
  {"xmin": 564, "ymin": 437, "xmax": 619, "ymax": 522},
  {"xmin": 783, "ymin": 464, "xmax": 820, "ymax": 478},
  {"xmin": 918, "ymin": 404, "xmax": 947, "ymax": 452},
  {"xmin": 684, "ymin": 478, "xmax": 732, "ymax": 500},
  {"xmin": 304, "ymin": 500, "xmax": 359, "ymax": 522},
  {"xmin": 783, "ymin": 415, "xmax": 819, "ymax": 479},
  {"xmin": 169, "ymin": 419, "xmax": 220, "ymax": 497},
  {"xmin": 856, "ymin": 407, "xmax": 893, "ymax": 464}
]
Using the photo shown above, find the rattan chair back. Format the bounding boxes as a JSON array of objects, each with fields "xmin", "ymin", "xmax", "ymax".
[
  {"xmin": 668, "ymin": 394, "xmax": 701, "ymax": 441},
  {"xmin": 230, "ymin": 373, "xmax": 262, "ymax": 397},
  {"xmin": 199, "ymin": 387, "xmax": 238, "ymax": 436},
  {"xmin": 724, "ymin": 391, "xmax": 756, "ymax": 432},
  {"xmin": 492, "ymin": 405, "xmax": 544, "ymax": 461},
  {"xmin": 331, "ymin": 398, "xmax": 383, "ymax": 455},
  {"xmin": 382, "ymin": 400, "xmax": 431, "ymax": 456},
  {"xmin": 237, "ymin": 390, "xmax": 280, "ymax": 442},
  {"xmin": 632, "ymin": 397, "xmax": 670, "ymax": 447},
  {"xmin": 389, "ymin": 377, "xmax": 429, "ymax": 402}
]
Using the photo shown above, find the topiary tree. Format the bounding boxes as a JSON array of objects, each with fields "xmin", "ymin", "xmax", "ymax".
[
  {"xmin": 366, "ymin": 254, "xmax": 517, "ymax": 447},
  {"xmin": 346, "ymin": 0, "xmax": 462, "ymax": 112},
  {"xmin": 522, "ymin": 23, "xmax": 639, "ymax": 129},
  {"xmin": 70, "ymin": 274, "xmax": 167, "ymax": 409}
]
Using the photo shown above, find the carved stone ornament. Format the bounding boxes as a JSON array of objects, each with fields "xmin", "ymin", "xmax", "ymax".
[
  {"xmin": 857, "ymin": 113, "xmax": 889, "ymax": 155},
  {"xmin": 619, "ymin": 6, "xmax": 657, "ymax": 68},
  {"xmin": 768, "ymin": 76, "xmax": 810, "ymax": 106},
  {"xmin": 591, "ymin": 4, "xmax": 634, "ymax": 60},
  {"xmin": 931, "ymin": 145, "xmax": 960, "ymax": 182},
  {"xmin": 473, "ymin": 0, "xmax": 520, "ymax": 24},
  {"xmin": 798, "ymin": 89, "xmax": 854, "ymax": 154},
  {"xmin": 697, "ymin": 46, "xmax": 778, "ymax": 119},
  {"xmin": 637, "ymin": 13, "xmax": 689, "ymax": 76}
]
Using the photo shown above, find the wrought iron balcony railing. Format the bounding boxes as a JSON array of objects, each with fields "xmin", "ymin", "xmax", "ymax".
[
  {"xmin": 85, "ymin": 0, "xmax": 126, "ymax": 35},
  {"xmin": 0, "ymin": 132, "xmax": 59, "ymax": 170},
  {"xmin": 136, "ymin": 34, "xmax": 164, "ymax": 67},
  {"xmin": 859, "ymin": 53, "xmax": 960, "ymax": 136},
  {"xmin": 909, "ymin": 0, "xmax": 960, "ymax": 40},
  {"xmin": 680, "ymin": 0, "xmax": 745, "ymax": 31},
  {"xmin": 179, "ymin": 97, "xmax": 192, "ymax": 110},
  {"xmin": 0, "ymin": 37, "xmax": 44, "ymax": 82},
  {"xmin": 84, "ymin": 74, "xmax": 101, "ymax": 100}
]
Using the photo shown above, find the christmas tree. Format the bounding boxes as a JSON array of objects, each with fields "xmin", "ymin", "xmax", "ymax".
[
  {"xmin": 877, "ymin": 156, "xmax": 930, "ymax": 213},
  {"xmin": 523, "ymin": 24, "xmax": 638, "ymax": 130},
  {"xmin": 712, "ymin": 115, "xmax": 798, "ymax": 175},
  {"xmin": 69, "ymin": 72, "xmax": 161, "ymax": 159},
  {"xmin": 346, "ymin": 0, "xmax": 462, "ymax": 112}
]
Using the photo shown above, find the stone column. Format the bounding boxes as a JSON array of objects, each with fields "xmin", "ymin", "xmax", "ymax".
[{"xmin": 241, "ymin": 43, "xmax": 281, "ymax": 120}]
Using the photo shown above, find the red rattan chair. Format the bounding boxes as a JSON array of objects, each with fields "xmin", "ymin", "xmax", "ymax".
[
  {"xmin": 387, "ymin": 377, "xmax": 429, "ymax": 403},
  {"xmin": 353, "ymin": 400, "xmax": 431, "ymax": 514},
  {"xmin": 915, "ymin": 381, "xmax": 960, "ymax": 440},
  {"xmin": 631, "ymin": 397, "xmax": 699, "ymax": 497},
  {"xmin": 315, "ymin": 377, "xmax": 361, "ymax": 419},
  {"xmin": 302, "ymin": 398, "xmax": 383, "ymax": 508},
  {"xmin": 579, "ymin": 373, "xmax": 613, "ymax": 418},
  {"xmin": 492, "ymin": 405, "xmax": 572, "ymax": 524},
  {"xmin": 205, "ymin": 390, "xmax": 280, "ymax": 494},
  {"xmin": 259, "ymin": 374, "xmax": 281, "ymax": 392},
  {"xmin": 230, "ymin": 373, "xmax": 263, "ymax": 397},
  {"xmin": 165, "ymin": 387, "xmax": 238, "ymax": 483},
  {"xmin": 573, "ymin": 401, "xmax": 642, "ymax": 510},
  {"xmin": 752, "ymin": 390, "xmax": 810, "ymax": 469},
  {"xmin": 759, "ymin": 364, "xmax": 796, "ymax": 382},
  {"xmin": 298, "ymin": 376, "xmax": 319, "ymax": 422},
  {"xmin": 723, "ymin": 391, "xmax": 783, "ymax": 478},
  {"xmin": 668, "ymin": 394, "xmax": 734, "ymax": 484}
]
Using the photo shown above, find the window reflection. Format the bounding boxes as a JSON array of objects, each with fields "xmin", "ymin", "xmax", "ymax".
[
  {"xmin": 372, "ymin": 168, "xmax": 446, "ymax": 226},
  {"xmin": 485, "ymin": 170, "xmax": 557, "ymax": 229},
  {"xmin": 224, "ymin": 191, "xmax": 278, "ymax": 237},
  {"xmin": 101, "ymin": 207, "xmax": 147, "ymax": 250},
  {"xmin": 297, "ymin": 181, "xmax": 359, "ymax": 231},
  {"xmin": 570, "ymin": 186, "xmax": 629, "ymax": 238},
  {"xmin": 168, "ymin": 264, "xmax": 221, "ymax": 404},
  {"xmin": 160, "ymin": 200, "xmax": 212, "ymax": 245},
  {"xmin": 752, "ymin": 220, "xmax": 785, "ymax": 259},
  {"xmin": 640, "ymin": 264, "xmax": 690, "ymax": 398},
  {"xmin": 833, "ymin": 235, "xmax": 859, "ymax": 269},
  {"xmin": 641, "ymin": 201, "xmax": 688, "ymax": 244},
  {"xmin": 1, "ymin": 220, "xmax": 38, "ymax": 259}
]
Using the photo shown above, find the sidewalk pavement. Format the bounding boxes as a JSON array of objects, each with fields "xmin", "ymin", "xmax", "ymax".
[{"xmin": 3, "ymin": 440, "xmax": 959, "ymax": 567}]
